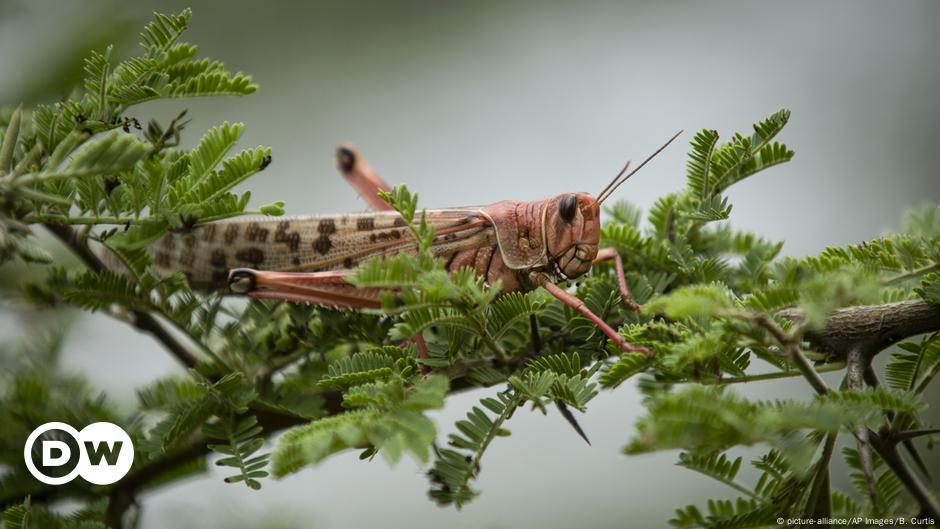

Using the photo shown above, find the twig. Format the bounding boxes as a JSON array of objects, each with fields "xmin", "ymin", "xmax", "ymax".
[
  {"xmin": 770, "ymin": 306, "xmax": 940, "ymax": 519},
  {"xmin": 710, "ymin": 362, "xmax": 846, "ymax": 385},
  {"xmin": 846, "ymin": 347, "xmax": 879, "ymax": 510},
  {"xmin": 846, "ymin": 342, "xmax": 940, "ymax": 519},
  {"xmin": 885, "ymin": 263, "xmax": 940, "ymax": 285},
  {"xmin": 778, "ymin": 300, "xmax": 940, "ymax": 358},
  {"xmin": 45, "ymin": 223, "xmax": 201, "ymax": 369},
  {"xmin": 739, "ymin": 311, "xmax": 831, "ymax": 395},
  {"xmin": 785, "ymin": 341, "xmax": 831, "ymax": 395},
  {"xmin": 24, "ymin": 214, "xmax": 147, "ymax": 225},
  {"xmin": 868, "ymin": 432, "xmax": 940, "ymax": 521},
  {"xmin": 863, "ymin": 366, "xmax": 931, "ymax": 478}
]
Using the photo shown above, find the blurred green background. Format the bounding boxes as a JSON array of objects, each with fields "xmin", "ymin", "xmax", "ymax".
[{"xmin": 1, "ymin": 1, "xmax": 939, "ymax": 527}]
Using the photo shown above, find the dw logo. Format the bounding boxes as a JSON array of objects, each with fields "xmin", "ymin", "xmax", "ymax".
[{"xmin": 23, "ymin": 422, "xmax": 134, "ymax": 485}]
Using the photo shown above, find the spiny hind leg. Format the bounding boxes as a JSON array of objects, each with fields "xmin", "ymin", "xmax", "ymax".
[
  {"xmin": 593, "ymin": 247, "xmax": 642, "ymax": 311},
  {"xmin": 335, "ymin": 144, "xmax": 394, "ymax": 211},
  {"xmin": 228, "ymin": 269, "xmax": 382, "ymax": 308},
  {"xmin": 230, "ymin": 268, "xmax": 432, "ymax": 370}
]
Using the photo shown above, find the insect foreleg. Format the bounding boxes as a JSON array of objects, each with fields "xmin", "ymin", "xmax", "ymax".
[
  {"xmin": 593, "ymin": 247, "xmax": 642, "ymax": 311},
  {"xmin": 335, "ymin": 144, "xmax": 395, "ymax": 211},
  {"xmin": 534, "ymin": 274, "xmax": 650, "ymax": 357}
]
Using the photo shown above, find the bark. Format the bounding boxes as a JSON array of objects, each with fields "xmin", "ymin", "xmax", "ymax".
[{"xmin": 779, "ymin": 300, "xmax": 940, "ymax": 357}]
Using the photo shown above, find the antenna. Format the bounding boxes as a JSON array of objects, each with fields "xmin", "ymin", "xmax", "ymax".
[{"xmin": 595, "ymin": 129, "xmax": 683, "ymax": 206}]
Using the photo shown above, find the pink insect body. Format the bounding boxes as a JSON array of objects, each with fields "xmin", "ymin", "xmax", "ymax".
[{"xmin": 151, "ymin": 134, "xmax": 682, "ymax": 355}]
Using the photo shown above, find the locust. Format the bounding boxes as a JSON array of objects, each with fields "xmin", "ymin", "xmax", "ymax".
[{"xmin": 150, "ymin": 132, "xmax": 682, "ymax": 356}]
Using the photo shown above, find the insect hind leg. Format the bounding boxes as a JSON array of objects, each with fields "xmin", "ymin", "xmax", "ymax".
[{"xmin": 335, "ymin": 144, "xmax": 395, "ymax": 211}]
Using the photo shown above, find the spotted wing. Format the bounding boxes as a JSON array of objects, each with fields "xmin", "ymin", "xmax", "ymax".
[{"xmin": 150, "ymin": 209, "xmax": 494, "ymax": 287}]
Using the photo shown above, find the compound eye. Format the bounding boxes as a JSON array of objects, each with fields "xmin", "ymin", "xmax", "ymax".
[{"xmin": 559, "ymin": 194, "xmax": 578, "ymax": 222}]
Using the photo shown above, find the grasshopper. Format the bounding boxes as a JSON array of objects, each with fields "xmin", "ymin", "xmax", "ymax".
[{"xmin": 151, "ymin": 132, "xmax": 681, "ymax": 356}]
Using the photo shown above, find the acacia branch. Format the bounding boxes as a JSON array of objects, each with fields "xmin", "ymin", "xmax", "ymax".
[
  {"xmin": 779, "ymin": 300, "xmax": 940, "ymax": 358},
  {"xmin": 846, "ymin": 347, "xmax": 880, "ymax": 510},
  {"xmin": 779, "ymin": 302, "xmax": 940, "ymax": 521},
  {"xmin": 45, "ymin": 223, "xmax": 201, "ymax": 369},
  {"xmin": 737, "ymin": 312, "xmax": 831, "ymax": 394}
]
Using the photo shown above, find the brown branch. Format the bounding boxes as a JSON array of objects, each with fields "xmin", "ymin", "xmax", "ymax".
[
  {"xmin": 750, "ymin": 303, "xmax": 940, "ymax": 519},
  {"xmin": 846, "ymin": 348, "xmax": 880, "ymax": 510},
  {"xmin": 44, "ymin": 223, "xmax": 201, "ymax": 369},
  {"xmin": 737, "ymin": 312, "xmax": 831, "ymax": 394},
  {"xmin": 779, "ymin": 300, "xmax": 940, "ymax": 358},
  {"xmin": 869, "ymin": 431, "xmax": 940, "ymax": 520}
]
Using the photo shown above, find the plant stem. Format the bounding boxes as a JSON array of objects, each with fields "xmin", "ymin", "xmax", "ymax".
[
  {"xmin": 847, "ymin": 347, "xmax": 880, "ymax": 510},
  {"xmin": 15, "ymin": 168, "xmax": 123, "ymax": 185},
  {"xmin": 44, "ymin": 222, "xmax": 201, "ymax": 369},
  {"xmin": 713, "ymin": 362, "xmax": 846, "ymax": 385},
  {"xmin": 785, "ymin": 341, "xmax": 831, "ymax": 395},
  {"xmin": 25, "ymin": 213, "xmax": 147, "ymax": 225},
  {"xmin": 868, "ymin": 433, "xmax": 940, "ymax": 521},
  {"xmin": 884, "ymin": 262, "xmax": 940, "ymax": 285},
  {"xmin": 733, "ymin": 311, "xmax": 833, "ymax": 394}
]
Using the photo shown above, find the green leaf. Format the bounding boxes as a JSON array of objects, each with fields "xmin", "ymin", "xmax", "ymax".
[
  {"xmin": 403, "ymin": 374, "xmax": 449, "ymax": 411},
  {"xmin": 105, "ymin": 219, "xmax": 169, "ymax": 250},
  {"xmin": 165, "ymin": 70, "xmax": 257, "ymax": 98},
  {"xmin": 271, "ymin": 410, "xmax": 377, "ymax": 477},
  {"xmin": 686, "ymin": 128, "xmax": 719, "ymax": 199},
  {"xmin": 2, "ymin": 499, "xmax": 30, "ymax": 529},
  {"xmin": 205, "ymin": 414, "xmax": 270, "ymax": 490},
  {"xmin": 624, "ymin": 385, "xmax": 858, "ymax": 457},
  {"xmin": 60, "ymin": 269, "xmax": 152, "ymax": 312},
  {"xmin": 259, "ymin": 200, "xmax": 285, "ymax": 216},
  {"xmin": 708, "ymin": 109, "xmax": 793, "ymax": 194},
  {"xmin": 486, "ymin": 292, "xmax": 544, "ymax": 340},
  {"xmin": 525, "ymin": 351, "xmax": 587, "ymax": 377},
  {"xmin": 318, "ymin": 350, "xmax": 397, "ymax": 390},
  {"xmin": 428, "ymin": 390, "xmax": 520, "ymax": 508},
  {"xmin": 83, "ymin": 47, "xmax": 112, "ymax": 117},
  {"xmin": 19, "ymin": 131, "xmax": 149, "ymax": 183},
  {"xmin": 169, "ymin": 122, "xmax": 243, "ymax": 202},
  {"xmin": 818, "ymin": 387, "xmax": 924, "ymax": 416},
  {"xmin": 684, "ymin": 195, "xmax": 732, "ymax": 222},
  {"xmin": 378, "ymin": 185, "xmax": 419, "ymax": 225},
  {"xmin": 190, "ymin": 145, "xmax": 270, "ymax": 204},
  {"xmin": 644, "ymin": 283, "xmax": 735, "ymax": 319},
  {"xmin": 108, "ymin": 56, "xmax": 161, "ymax": 105},
  {"xmin": 140, "ymin": 8, "xmax": 192, "ymax": 56},
  {"xmin": 915, "ymin": 272, "xmax": 940, "ymax": 303},
  {"xmin": 0, "ymin": 105, "xmax": 23, "ymax": 174},
  {"xmin": 677, "ymin": 452, "xmax": 744, "ymax": 491},
  {"xmin": 600, "ymin": 352, "xmax": 649, "ymax": 388}
]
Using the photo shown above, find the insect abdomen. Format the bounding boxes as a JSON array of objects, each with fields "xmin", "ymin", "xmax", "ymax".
[{"xmin": 150, "ymin": 218, "xmax": 306, "ymax": 286}]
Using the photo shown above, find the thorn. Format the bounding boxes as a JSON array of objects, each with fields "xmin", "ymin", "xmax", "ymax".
[
  {"xmin": 554, "ymin": 400, "xmax": 591, "ymax": 445},
  {"xmin": 902, "ymin": 438, "xmax": 931, "ymax": 480}
]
